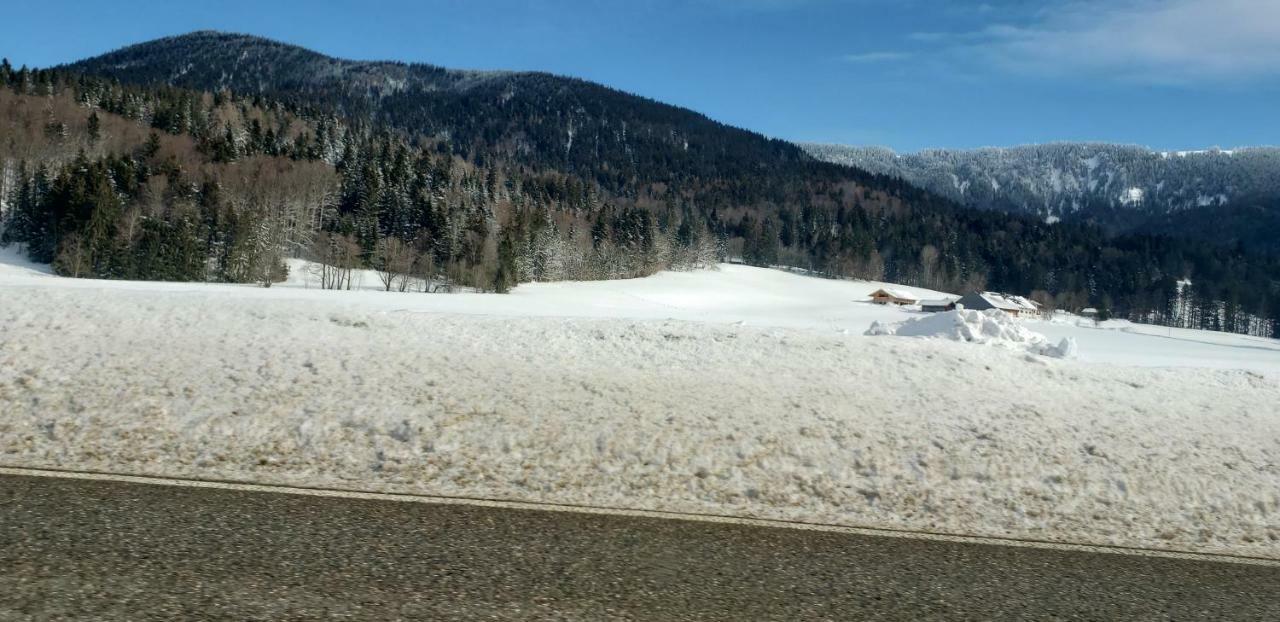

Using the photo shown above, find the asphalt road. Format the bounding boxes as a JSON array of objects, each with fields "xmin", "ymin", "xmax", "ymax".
[{"xmin": 2, "ymin": 473, "xmax": 1278, "ymax": 621}]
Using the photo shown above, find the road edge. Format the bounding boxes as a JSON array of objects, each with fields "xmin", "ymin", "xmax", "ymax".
[{"xmin": 3, "ymin": 464, "xmax": 1276, "ymax": 567}]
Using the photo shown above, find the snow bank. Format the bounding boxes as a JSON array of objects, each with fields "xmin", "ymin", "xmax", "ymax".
[
  {"xmin": 2, "ymin": 282, "xmax": 1278, "ymax": 558},
  {"xmin": 867, "ymin": 308, "xmax": 1079, "ymax": 359}
]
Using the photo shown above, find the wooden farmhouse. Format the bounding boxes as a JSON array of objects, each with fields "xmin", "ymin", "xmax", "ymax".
[{"xmin": 868, "ymin": 288, "xmax": 918, "ymax": 306}]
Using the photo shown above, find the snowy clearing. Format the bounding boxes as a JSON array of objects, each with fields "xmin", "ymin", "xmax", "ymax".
[{"xmin": 1, "ymin": 247, "xmax": 1279, "ymax": 557}]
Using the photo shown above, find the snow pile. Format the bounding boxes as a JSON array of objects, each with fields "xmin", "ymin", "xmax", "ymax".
[
  {"xmin": 1042, "ymin": 336, "xmax": 1078, "ymax": 358},
  {"xmin": 866, "ymin": 308, "xmax": 1079, "ymax": 359}
]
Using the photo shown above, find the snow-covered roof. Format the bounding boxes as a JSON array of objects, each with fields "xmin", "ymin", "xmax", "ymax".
[
  {"xmin": 870, "ymin": 288, "xmax": 917, "ymax": 301},
  {"xmin": 1081, "ymin": 307, "xmax": 1098, "ymax": 314},
  {"xmin": 919, "ymin": 297, "xmax": 959, "ymax": 307},
  {"xmin": 978, "ymin": 292, "xmax": 1041, "ymax": 312},
  {"xmin": 965, "ymin": 292, "xmax": 1020, "ymax": 312},
  {"xmin": 1005, "ymin": 295, "xmax": 1042, "ymax": 309}
]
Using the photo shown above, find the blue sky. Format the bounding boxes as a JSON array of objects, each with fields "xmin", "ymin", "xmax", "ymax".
[{"xmin": 6, "ymin": 0, "xmax": 1279, "ymax": 152}]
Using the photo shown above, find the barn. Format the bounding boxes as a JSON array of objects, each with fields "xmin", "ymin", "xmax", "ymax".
[
  {"xmin": 868, "ymin": 288, "xmax": 918, "ymax": 306},
  {"xmin": 920, "ymin": 297, "xmax": 959, "ymax": 312},
  {"xmin": 955, "ymin": 292, "xmax": 1041, "ymax": 318}
]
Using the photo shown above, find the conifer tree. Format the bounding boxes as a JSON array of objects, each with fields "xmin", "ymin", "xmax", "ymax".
[{"xmin": 86, "ymin": 111, "xmax": 101, "ymax": 145}]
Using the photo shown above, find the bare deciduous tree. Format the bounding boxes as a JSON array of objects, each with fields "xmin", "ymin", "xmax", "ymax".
[
  {"xmin": 52, "ymin": 233, "xmax": 89, "ymax": 278},
  {"xmin": 374, "ymin": 236, "xmax": 417, "ymax": 292},
  {"xmin": 312, "ymin": 231, "xmax": 362, "ymax": 290}
]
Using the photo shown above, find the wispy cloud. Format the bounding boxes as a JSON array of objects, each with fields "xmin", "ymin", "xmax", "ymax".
[
  {"xmin": 841, "ymin": 51, "xmax": 912, "ymax": 63},
  {"xmin": 945, "ymin": 0, "xmax": 1280, "ymax": 83}
]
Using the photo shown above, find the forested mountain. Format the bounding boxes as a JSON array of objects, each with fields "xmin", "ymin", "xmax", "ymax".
[
  {"xmin": 0, "ymin": 64, "xmax": 718, "ymax": 290},
  {"xmin": 65, "ymin": 31, "xmax": 814, "ymax": 200},
  {"xmin": 1, "ymin": 33, "xmax": 1278, "ymax": 337},
  {"xmin": 802, "ymin": 143, "xmax": 1280, "ymax": 253}
]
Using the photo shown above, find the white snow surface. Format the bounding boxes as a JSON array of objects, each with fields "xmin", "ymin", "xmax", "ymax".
[{"xmin": 2, "ymin": 250, "xmax": 1279, "ymax": 557}]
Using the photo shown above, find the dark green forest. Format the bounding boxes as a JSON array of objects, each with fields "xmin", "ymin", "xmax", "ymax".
[{"xmin": 2, "ymin": 38, "xmax": 1278, "ymax": 337}]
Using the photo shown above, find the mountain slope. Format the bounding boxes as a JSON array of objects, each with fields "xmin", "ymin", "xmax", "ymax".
[
  {"xmin": 66, "ymin": 31, "xmax": 815, "ymax": 197},
  {"xmin": 802, "ymin": 142, "xmax": 1280, "ymax": 252}
]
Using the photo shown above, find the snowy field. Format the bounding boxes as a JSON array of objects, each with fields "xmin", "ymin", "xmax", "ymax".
[{"xmin": 2, "ymin": 246, "xmax": 1278, "ymax": 557}]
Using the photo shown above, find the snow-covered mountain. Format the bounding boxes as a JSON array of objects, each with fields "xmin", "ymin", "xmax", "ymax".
[{"xmin": 802, "ymin": 142, "xmax": 1280, "ymax": 247}]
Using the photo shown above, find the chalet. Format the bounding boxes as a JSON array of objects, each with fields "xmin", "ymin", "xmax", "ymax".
[
  {"xmin": 920, "ymin": 297, "xmax": 959, "ymax": 312},
  {"xmin": 955, "ymin": 292, "xmax": 1042, "ymax": 318},
  {"xmin": 1003, "ymin": 295, "xmax": 1045, "ymax": 319},
  {"xmin": 868, "ymin": 288, "xmax": 917, "ymax": 306},
  {"xmin": 1080, "ymin": 307, "xmax": 1099, "ymax": 319}
]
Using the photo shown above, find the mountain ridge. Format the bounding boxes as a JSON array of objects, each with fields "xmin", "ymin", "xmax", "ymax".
[
  {"xmin": 63, "ymin": 30, "xmax": 514, "ymax": 92},
  {"xmin": 802, "ymin": 141, "xmax": 1280, "ymax": 252}
]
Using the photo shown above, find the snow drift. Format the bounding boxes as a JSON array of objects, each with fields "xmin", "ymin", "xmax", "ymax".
[{"xmin": 867, "ymin": 308, "xmax": 1079, "ymax": 359}]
